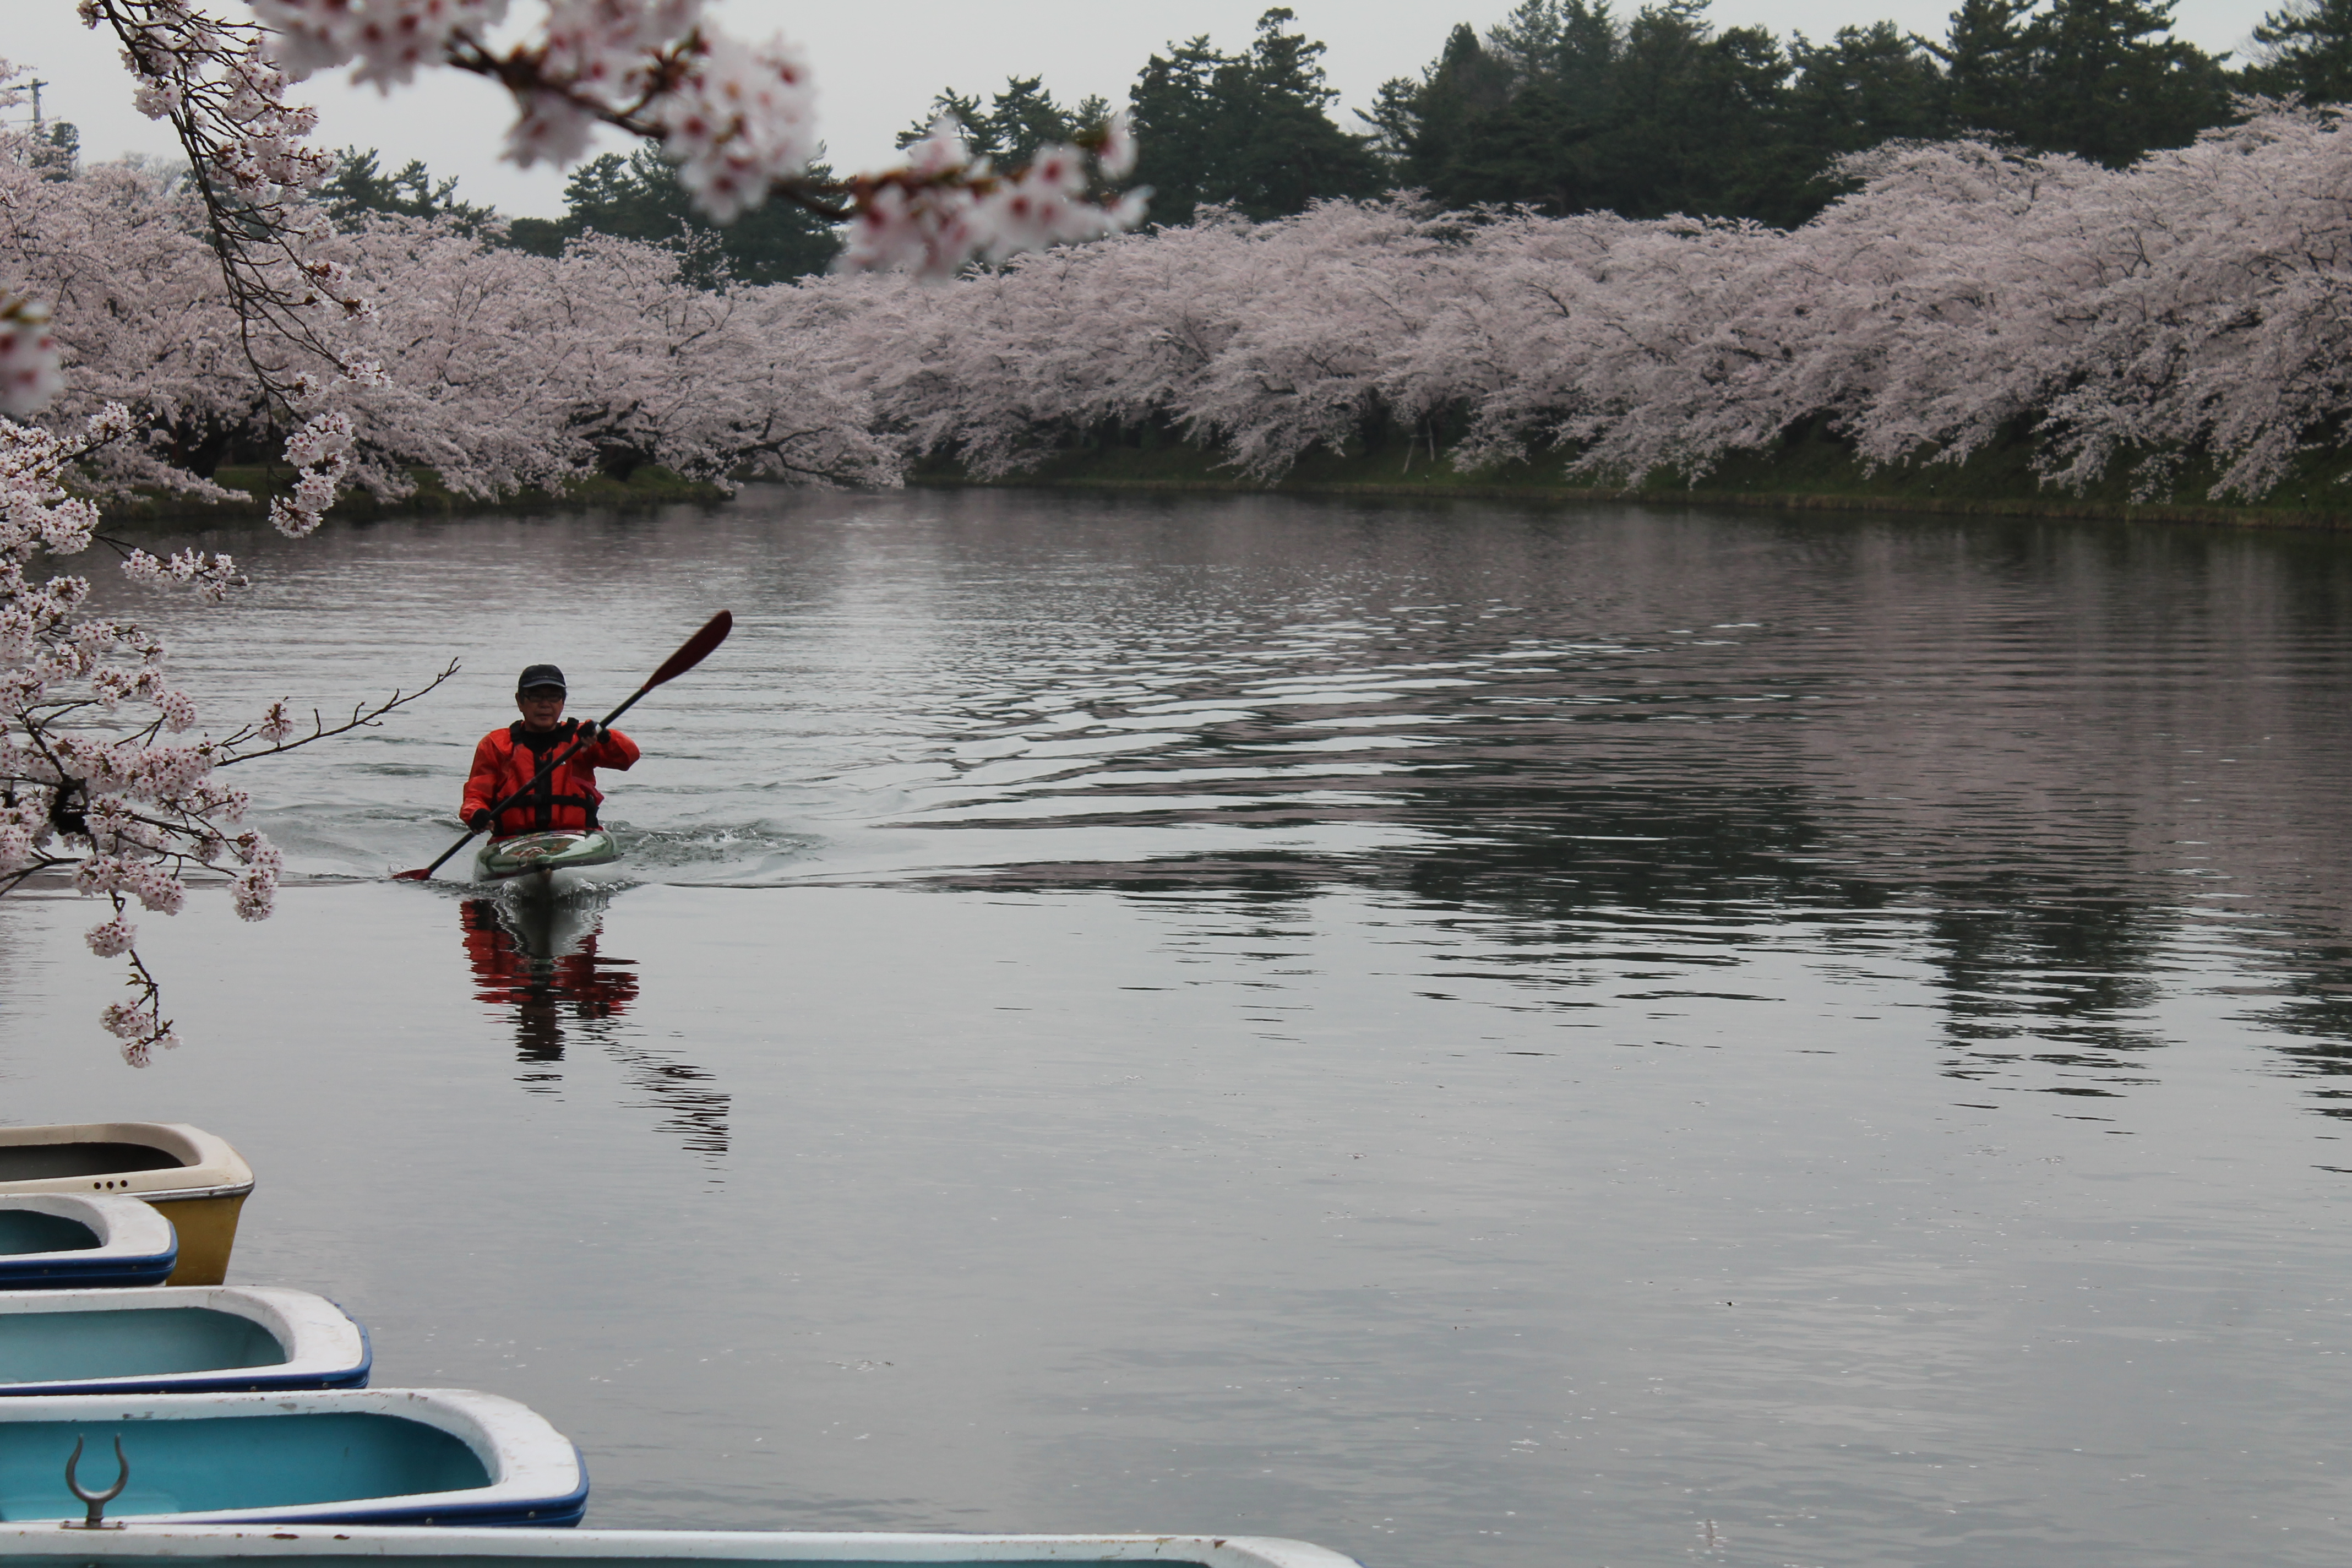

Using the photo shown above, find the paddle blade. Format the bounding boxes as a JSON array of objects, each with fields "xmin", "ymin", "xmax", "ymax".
[
  {"xmin": 645, "ymin": 610, "xmax": 732, "ymax": 690},
  {"xmin": 391, "ymin": 868, "xmax": 432, "ymax": 881}
]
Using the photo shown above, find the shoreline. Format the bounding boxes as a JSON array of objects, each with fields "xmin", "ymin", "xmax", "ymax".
[
  {"xmin": 909, "ymin": 432, "xmax": 2352, "ymax": 532},
  {"xmin": 101, "ymin": 464, "xmax": 731, "ymax": 527},
  {"xmin": 97, "ymin": 448, "xmax": 2352, "ymax": 535},
  {"xmin": 912, "ymin": 471, "xmax": 2352, "ymax": 531}
]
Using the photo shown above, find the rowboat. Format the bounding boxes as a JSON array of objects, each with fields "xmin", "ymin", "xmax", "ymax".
[
  {"xmin": 0, "ymin": 1125, "xmax": 253, "ymax": 1287},
  {"xmin": 0, "ymin": 1525, "xmax": 1362, "ymax": 1567},
  {"xmin": 0, "ymin": 1286, "xmax": 370, "ymax": 1396},
  {"xmin": 0, "ymin": 1387, "xmax": 585, "ymax": 1526},
  {"xmin": 475, "ymin": 829, "xmax": 622, "ymax": 899},
  {"xmin": 0, "ymin": 1196, "xmax": 176, "ymax": 1289}
]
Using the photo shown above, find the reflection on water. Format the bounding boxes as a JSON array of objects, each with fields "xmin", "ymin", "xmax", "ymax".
[
  {"xmin": 55, "ymin": 494, "xmax": 2352, "ymax": 1123},
  {"xmin": 13, "ymin": 491, "xmax": 2352, "ymax": 1567},
  {"xmin": 461, "ymin": 895, "xmax": 638, "ymax": 1069},
  {"xmin": 458, "ymin": 893, "xmax": 728, "ymax": 1156}
]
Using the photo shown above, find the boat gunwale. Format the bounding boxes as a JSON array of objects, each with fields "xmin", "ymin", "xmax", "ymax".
[
  {"xmin": 0, "ymin": 1195, "xmax": 177, "ymax": 1286},
  {"xmin": 0, "ymin": 1525, "xmax": 1361, "ymax": 1568},
  {"xmin": 0, "ymin": 1124, "xmax": 254, "ymax": 1205},
  {"xmin": 0, "ymin": 1285, "xmax": 372, "ymax": 1396},
  {"xmin": 0, "ymin": 1387, "xmax": 582, "ymax": 1526}
]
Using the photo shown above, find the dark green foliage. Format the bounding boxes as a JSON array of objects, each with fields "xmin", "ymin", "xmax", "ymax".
[
  {"xmin": 30, "ymin": 122, "xmax": 79, "ymax": 182},
  {"xmin": 507, "ymin": 146, "xmax": 841, "ymax": 285},
  {"xmin": 2248, "ymin": 0, "xmax": 2352, "ymax": 99},
  {"xmin": 896, "ymin": 77, "xmax": 1114, "ymax": 170},
  {"xmin": 322, "ymin": 148, "xmax": 497, "ymax": 232},
  {"xmin": 2013, "ymin": 0, "xmax": 2233, "ymax": 165},
  {"xmin": 1374, "ymin": 0, "xmax": 2236, "ymax": 226},
  {"xmin": 1128, "ymin": 8, "xmax": 1385, "ymax": 224}
]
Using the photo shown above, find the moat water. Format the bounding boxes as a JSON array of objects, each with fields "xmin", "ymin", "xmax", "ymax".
[{"xmin": 6, "ymin": 487, "xmax": 2352, "ymax": 1567}]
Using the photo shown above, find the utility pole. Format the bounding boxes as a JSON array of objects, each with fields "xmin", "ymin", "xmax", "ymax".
[{"xmin": 27, "ymin": 80, "xmax": 44, "ymax": 133}]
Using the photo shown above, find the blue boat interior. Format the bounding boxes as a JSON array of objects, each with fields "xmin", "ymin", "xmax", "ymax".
[
  {"xmin": 0, "ymin": 1309, "xmax": 285, "ymax": 1386},
  {"xmin": 0, "ymin": 1144, "xmax": 186, "ymax": 1182},
  {"xmin": 0, "ymin": 1214, "xmax": 98, "ymax": 1257},
  {"xmin": 0, "ymin": 1413, "xmax": 489, "ymax": 1519}
]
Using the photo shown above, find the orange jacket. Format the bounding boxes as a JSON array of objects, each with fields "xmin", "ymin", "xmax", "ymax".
[{"xmin": 461, "ymin": 720, "xmax": 640, "ymax": 837}]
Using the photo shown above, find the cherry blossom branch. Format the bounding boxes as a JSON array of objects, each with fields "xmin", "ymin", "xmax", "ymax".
[
  {"xmin": 211, "ymin": 659, "xmax": 460, "ymax": 764},
  {"xmin": 239, "ymin": 2, "xmax": 1145, "ymax": 276}
]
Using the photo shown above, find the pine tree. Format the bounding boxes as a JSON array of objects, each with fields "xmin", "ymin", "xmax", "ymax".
[
  {"xmin": 1130, "ymin": 9, "xmax": 1384, "ymax": 224},
  {"xmin": 507, "ymin": 148, "xmax": 841, "ymax": 284},
  {"xmin": 2018, "ymin": 0, "xmax": 2232, "ymax": 165},
  {"xmin": 2250, "ymin": 0, "xmax": 2352, "ymax": 102}
]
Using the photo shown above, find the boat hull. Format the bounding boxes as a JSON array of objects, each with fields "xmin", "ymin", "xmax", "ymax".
[
  {"xmin": 0, "ymin": 1388, "xmax": 584, "ymax": 1527},
  {"xmin": 0, "ymin": 1286, "xmax": 371, "ymax": 1396},
  {"xmin": 0, "ymin": 1125, "xmax": 253, "ymax": 1288},
  {"xmin": 474, "ymin": 831, "xmax": 620, "ymax": 899},
  {"xmin": 0, "ymin": 1526, "xmax": 1362, "ymax": 1567}
]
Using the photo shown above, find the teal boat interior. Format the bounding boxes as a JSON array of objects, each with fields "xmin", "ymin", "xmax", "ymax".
[
  {"xmin": 0, "ymin": 1413, "xmax": 488, "ymax": 1520},
  {"xmin": 0, "ymin": 1213, "xmax": 97, "ymax": 1256},
  {"xmin": 0, "ymin": 1309, "xmax": 282, "ymax": 1386}
]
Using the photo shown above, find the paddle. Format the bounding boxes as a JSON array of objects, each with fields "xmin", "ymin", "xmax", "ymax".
[{"xmin": 395, "ymin": 610, "xmax": 733, "ymax": 882}]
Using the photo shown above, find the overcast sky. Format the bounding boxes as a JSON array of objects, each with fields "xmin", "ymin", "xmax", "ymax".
[{"xmin": 14, "ymin": 0, "xmax": 2267, "ymax": 219}]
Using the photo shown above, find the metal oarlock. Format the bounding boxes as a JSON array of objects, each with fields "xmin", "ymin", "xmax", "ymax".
[{"xmin": 61, "ymin": 1435, "xmax": 128, "ymax": 1529}]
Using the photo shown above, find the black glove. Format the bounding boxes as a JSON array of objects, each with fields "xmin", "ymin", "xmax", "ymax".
[
  {"xmin": 574, "ymin": 720, "xmax": 603, "ymax": 743},
  {"xmin": 468, "ymin": 809, "xmax": 492, "ymax": 832}
]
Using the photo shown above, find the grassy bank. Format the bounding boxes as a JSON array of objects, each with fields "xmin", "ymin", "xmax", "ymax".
[
  {"xmin": 102, "ymin": 463, "xmax": 728, "ymax": 527},
  {"xmin": 914, "ymin": 428, "xmax": 2352, "ymax": 531}
]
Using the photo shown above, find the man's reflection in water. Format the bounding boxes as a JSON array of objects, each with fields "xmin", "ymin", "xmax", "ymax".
[
  {"xmin": 460, "ymin": 896, "xmax": 639, "ymax": 1072},
  {"xmin": 456, "ymin": 897, "xmax": 731, "ymax": 1157}
]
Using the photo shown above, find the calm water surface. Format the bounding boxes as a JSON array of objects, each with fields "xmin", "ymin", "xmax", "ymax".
[{"xmin": 6, "ymin": 489, "xmax": 2352, "ymax": 1567}]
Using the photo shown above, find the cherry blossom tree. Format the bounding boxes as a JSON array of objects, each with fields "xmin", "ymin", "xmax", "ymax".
[
  {"xmin": 3, "ymin": 1, "xmax": 1144, "ymax": 1061},
  {"xmin": 805, "ymin": 103, "xmax": 2350, "ymax": 506}
]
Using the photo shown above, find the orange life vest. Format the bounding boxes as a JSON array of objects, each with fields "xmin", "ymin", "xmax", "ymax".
[{"xmin": 461, "ymin": 720, "xmax": 640, "ymax": 838}]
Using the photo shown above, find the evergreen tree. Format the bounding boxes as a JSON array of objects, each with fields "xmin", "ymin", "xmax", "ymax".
[
  {"xmin": 895, "ymin": 77, "xmax": 1113, "ymax": 168},
  {"xmin": 1785, "ymin": 23, "xmax": 1944, "ymax": 202},
  {"xmin": 2017, "ymin": 0, "xmax": 2233, "ymax": 164},
  {"xmin": 2249, "ymin": 0, "xmax": 2352, "ymax": 101},
  {"xmin": 1129, "ymin": 8, "xmax": 1385, "ymax": 224},
  {"xmin": 1919, "ymin": 0, "xmax": 2037, "ymax": 140},
  {"xmin": 1598, "ymin": 2, "xmax": 1795, "ymax": 219},
  {"xmin": 321, "ymin": 149, "xmax": 497, "ymax": 232},
  {"xmin": 29, "ymin": 122, "xmax": 80, "ymax": 183},
  {"xmin": 507, "ymin": 146, "xmax": 841, "ymax": 285}
]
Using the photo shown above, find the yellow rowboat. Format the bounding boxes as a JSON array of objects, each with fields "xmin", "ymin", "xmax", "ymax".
[{"xmin": 0, "ymin": 1124, "xmax": 253, "ymax": 1287}]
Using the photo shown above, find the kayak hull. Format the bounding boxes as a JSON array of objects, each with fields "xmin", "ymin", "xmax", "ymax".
[{"xmin": 473, "ymin": 830, "xmax": 620, "ymax": 899}]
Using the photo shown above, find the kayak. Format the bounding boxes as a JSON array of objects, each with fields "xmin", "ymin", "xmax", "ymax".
[{"xmin": 472, "ymin": 830, "xmax": 619, "ymax": 899}]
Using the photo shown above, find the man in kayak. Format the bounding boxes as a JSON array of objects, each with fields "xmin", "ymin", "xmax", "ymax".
[{"xmin": 461, "ymin": 664, "xmax": 641, "ymax": 839}]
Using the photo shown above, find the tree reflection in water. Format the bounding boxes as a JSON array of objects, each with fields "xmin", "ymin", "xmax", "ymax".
[{"xmin": 458, "ymin": 896, "xmax": 731, "ymax": 1157}]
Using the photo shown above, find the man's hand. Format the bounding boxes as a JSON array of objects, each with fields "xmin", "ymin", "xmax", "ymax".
[
  {"xmin": 469, "ymin": 809, "xmax": 492, "ymax": 831},
  {"xmin": 575, "ymin": 720, "xmax": 604, "ymax": 742}
]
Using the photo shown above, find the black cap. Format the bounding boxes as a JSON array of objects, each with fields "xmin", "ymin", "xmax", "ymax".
[{"xmin": 516, "ymin": 663, "xmax": 567, "ymax": 695}]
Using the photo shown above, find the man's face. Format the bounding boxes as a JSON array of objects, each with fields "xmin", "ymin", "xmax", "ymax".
[{"xmin": 516, "ymin": 685, "xmax": 567, "ymax": 731}]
